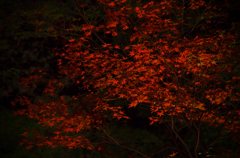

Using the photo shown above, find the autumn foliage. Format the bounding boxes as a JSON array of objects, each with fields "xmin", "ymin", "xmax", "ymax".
[{"xmin": 12, "ymin": 0, "xmax": 240, "ymax": 157}]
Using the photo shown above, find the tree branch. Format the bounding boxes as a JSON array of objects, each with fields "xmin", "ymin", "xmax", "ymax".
[
  {"xmin": 99, "ymin": 126, "xmax": 152, "ymax": 158},
  {"xmin": 178, "ymin": 113, "xmax": 207, "ymax": 157}
]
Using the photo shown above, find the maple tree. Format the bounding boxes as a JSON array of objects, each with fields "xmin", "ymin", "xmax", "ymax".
[{"xmin": 10, "ymin": 0, "xmax": 240, "ymax": 157}]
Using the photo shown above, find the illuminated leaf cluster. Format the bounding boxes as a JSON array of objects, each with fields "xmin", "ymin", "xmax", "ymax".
[{"xmin": 12, "ymin": 0, "xmax": 240, "ymax": 157}]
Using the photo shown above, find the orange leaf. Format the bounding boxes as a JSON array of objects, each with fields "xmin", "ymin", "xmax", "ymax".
[
  {"xmin": 169, "ymin": 152, "xmax": 178, "ymax": 157},
  {"xmin": 69, "ymin": 39, "xmax": 75, "ymax": 42}
]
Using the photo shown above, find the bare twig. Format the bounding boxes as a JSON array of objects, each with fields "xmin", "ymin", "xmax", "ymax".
[
  {"xmin": 71, "ymin": 0, "xmax": 127, "ymax": 59},
  {"xmin": 193, "ymin": 122, "xmax": 201, "ymax": 158},
  {"xmin": 178, "ymin": 113, "xmax": 207, "ymax": 157},
  {"xmin": 99, "ymin": 126, "xmax": 152, "ymax": 158}
]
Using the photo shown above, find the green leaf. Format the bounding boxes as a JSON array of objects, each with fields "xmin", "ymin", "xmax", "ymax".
[{"xmin": 107, "ymin": 75, "xmax": 113, "ymax": 79}]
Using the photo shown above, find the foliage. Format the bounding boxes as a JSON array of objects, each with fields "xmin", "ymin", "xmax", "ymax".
[
  {"xmin": 0, "ymin": 106, "xmax": 86, "ymax": 158},
  {"xmin": 9, "ymin": 0, "xmax": 240, "ymax": 158}
]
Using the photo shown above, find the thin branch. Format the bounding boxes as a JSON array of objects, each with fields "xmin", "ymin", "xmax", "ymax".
[
  {"xmin": 99, "ymin": 126, "xmax": 119, "ymax": 145},
  {"xmin": 193, "ymin": 122, "xmax": 201, "ymax": 158},
  {"xmin": 176, "ymin": 124, "xmax": 188, "ymax": 135},
  {"xmin": 71, "ymin": 0, "xmax": 127, "ymax": 59},
  {"xmin": 171, "ymin": 126, "xmax": 193, "ymax": 158},
  {"xmin": 164, "ymin": 121, "xmax": 193, "ymax": 158},
  {"xmin": 178, "ymin": 113, "xmax": 207, "ymax": 156},
  {"xmin": 184, "ymin": 0, "xmax": 212, "ymax": 38},
  {"xmin": 220, "ymin": 131, "xmax": 240, "ymax": 138},
  {"xmin": 181, "ymin": 0, "xmax": 185, "ymax": 35},
  {"xmin": 206, "ymin": 114, "xmax": 239, "ymax": 147},
  {"xmin": 150, "ymin": 147, "xmax": 178, "ymax": 157},
  {"xmin": 168, "ymin": 124, "xmax": 187, "ymax": 158},
  {"xmin": 99, "ymin": 126, "xmax": 152, "ymax": 158}
]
